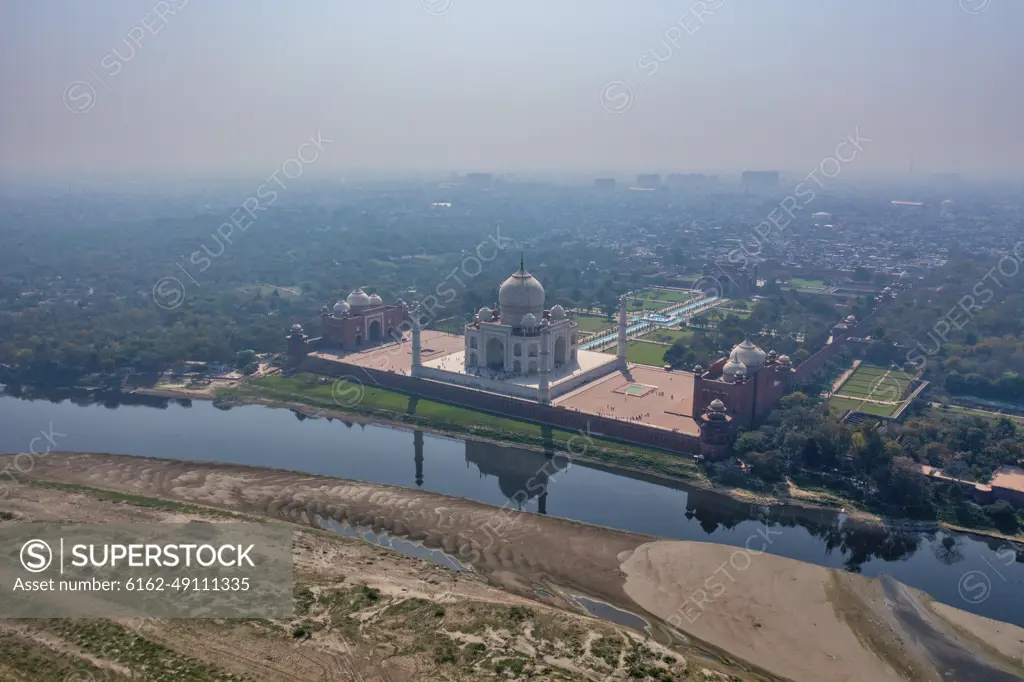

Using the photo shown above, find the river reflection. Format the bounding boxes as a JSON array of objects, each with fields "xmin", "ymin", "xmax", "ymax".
[{"xmin": 1, "ymin": 385, "xmax": 1023, "ymax": 627}]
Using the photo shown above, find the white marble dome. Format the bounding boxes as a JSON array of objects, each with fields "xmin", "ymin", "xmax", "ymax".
[
  {"xmin": 333, "ymin": 300, "xmax": 350, "ymax": 315},
  {"xmin": 729, "ymin": 339, "xmax": 766, "ymax": 372},
  {"xmin": 346, "ymin": 288, "xmax": 371, "ymax": 309},
  {"xmin": 368, "ymin": 293, "xmax": 383, "ymax": 306},
  {"xmin": 709, "ymin": 398, "xmax": 726, "ymax": 411},
  {"xmin": 722, "ymin": 357, "xmax": 747, "ymax": 382},
  {"xmin": 499, "ymin": 263, "xmax": 545, "ymax": 326},
  {"xmin": 777, "ymin": 354, "xmax": 792, "ymax": 366},
  {"xmin": 521, "ymin": 313, "xmax": 538, "ymax": 328},
  {"xmin": 477, "ymin": 306, "xmax": 493, "ymax": 322},
  {"xmin": 550, "ymin": 304, "xmax": 566, "ymax": 320},
  {"xmin": 846, "ymin": 314, "xmax": 857, "ymax": 323}
]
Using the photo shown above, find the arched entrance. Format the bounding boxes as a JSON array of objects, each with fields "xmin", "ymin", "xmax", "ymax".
[
  {"xmin": 554, "ymin": 336, "xmax": 567, "ymax": 366},
  {"xmin": 528, "ymin": 360, "xmax": 538, "ymax": 374},
  {"xmin": 355, "ymin": 334, "xmax": 363, "ymax": 346},
  {"xmin": 513, "ymin": 359, "xmax": 522, "ymax": 373},
  {"xmin": 486, "ymin": 338, "xmax": 505, "ymax": 370},
  {"xmin": 368, "ymin": 320, "xmax": 382, "ymax": 342}
]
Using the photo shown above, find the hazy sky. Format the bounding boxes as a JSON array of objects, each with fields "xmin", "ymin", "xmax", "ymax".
[{"xmin": 1, "ymin": 0, "xmax": 1021, "ymax": 179}]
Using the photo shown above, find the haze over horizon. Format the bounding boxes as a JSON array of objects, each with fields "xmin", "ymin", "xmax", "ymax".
[{"xmin": 2, "ymin": 0, "xmax": 1022, "ymax": 180}]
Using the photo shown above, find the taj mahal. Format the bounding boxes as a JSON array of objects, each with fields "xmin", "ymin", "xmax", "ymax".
[
  {"xmin": 414, "ymin": 257, "xmax": 624, "ymax": 403},
  {"xmin": 288, "ymin": 256, "xmax": 888, "ymax": 458}
]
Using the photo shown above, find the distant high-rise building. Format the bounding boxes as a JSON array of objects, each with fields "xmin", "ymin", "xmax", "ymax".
[
  {"xmin": 594, "ymin": 178, "xmax": 616, "ymax": 190},
  {"xmin": 742, "ymin": 170, "xmax": 779, "ymax": 192},
  {"xmin": 636, "ymin": 174, "xmax": 661, "ymax": 189}
]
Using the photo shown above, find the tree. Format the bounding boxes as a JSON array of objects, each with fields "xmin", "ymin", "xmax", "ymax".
[
  {"xmin": 985, "ymin": 500, "xmax": 1019, "ymax": 534},
  {"xmin": 852, "ymin": 266, "xmax": 871, "ymax": 282}
]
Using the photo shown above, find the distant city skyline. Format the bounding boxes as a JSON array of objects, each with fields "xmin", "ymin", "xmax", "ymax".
[{"xmin": 2, "ymin": 0, "xmax": 1022, "ymax": 180}]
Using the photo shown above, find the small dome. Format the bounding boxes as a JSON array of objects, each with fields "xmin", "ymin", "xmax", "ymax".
[
  {"xmin": 709, "ymin": 398, "xmax": 726, "ymax": 411},
  {"xmin": 346, "ymin": 288, "xmax": 371, "ymax": 309},
  {"xmin": 368, "ymin": 293, "xmax": 383, "ymax": 306},
  {"xmin": 290, "ymin": 323, "xmax": 303, "ymax": 333},
  {"xmin": 729, "ymin": 339, "xmax": 766, "ymax": 371},
  {"xmin": 777, "ymin": 354, "xmax": 792, "ymax": 366},
  {"xmin": 550, "ymin": 304, "xmax": 566, "ymax": 320},
  {"xmin": 722, "ymin": 357, "xmax": 747, "ymax": 382},
  {"xmin": 478, "ymin": 306, "xmax": 493, "ymax": 322},
  {"xmin": 846, "ymin": 314, "xmax": 857, "ymax": 323},
  {"xmin": 693, "ymin": 364, "xmax": 704, "ymax": 374},
  {"xmin": 521, "ymin": 313, "xmax": 538, "ymax": 328},
  {"xmin": 333, "ymin": 300, "xmax": 350, "ymax": 314}
]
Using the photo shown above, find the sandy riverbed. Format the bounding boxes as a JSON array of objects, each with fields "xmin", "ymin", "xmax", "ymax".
[{"xmin": 5, "ymin": 451, "xmax": 1024, "ymax": 682}]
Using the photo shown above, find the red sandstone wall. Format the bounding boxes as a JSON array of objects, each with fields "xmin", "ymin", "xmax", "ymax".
[
  {"xmin": 300, "ymin": 357, "xmax": 701, "ymax": 455},
  {"xmin": 321, "ymin": 308, "xmax": 407, "ymax": 348}
]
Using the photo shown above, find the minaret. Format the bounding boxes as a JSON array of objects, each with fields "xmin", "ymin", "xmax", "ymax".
[
  {"xmin": 617, "ymin": 294, "xmax": 628, "ymax": 368},
  {"xmin": 538, "ymin": 323, "xmax": 551, "ymax": 404},
  {"xmin": 410, "ymin": 306, "xmax": 422, "ymax": 376},
  {"xmin": 413, "ymin": 430, "xmax": 424, "ymax": 487}
]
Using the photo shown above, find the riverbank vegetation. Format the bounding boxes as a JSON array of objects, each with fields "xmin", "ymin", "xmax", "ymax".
[
  {"xmin": 728, "ymin": 392, "xmax": 1024, "ymax": 536},
  {"xmin": 222, "ymin": 373, "xmax": 704, "ymax": 481}
]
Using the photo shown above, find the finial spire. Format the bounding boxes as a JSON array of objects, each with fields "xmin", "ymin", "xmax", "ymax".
[{"xmin": 520, "ymin": 253, "xmax": 524, "ymax": 271}]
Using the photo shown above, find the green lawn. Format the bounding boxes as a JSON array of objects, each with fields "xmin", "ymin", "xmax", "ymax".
[
  {"xmin": 222, "ymin": 374, "xmax": 703, "ymax": 480},
  {"xmin": 835, "ymin": 365, "xmax": 914, "ymax": 401},
  {"xmin": 716, "ymin": 308, "xmax": 752, "ymax": 320},
  {"xmin": 636, "ymin": 289, "xmax": 695, "ymax": 303},
  {"xmin": 603, "ymin": 340, "xmax": 667, "ymax": 367},
  {"xmin": 639, "ymin": 329, "xmax": 694, "ymax": 345},
  {"xmin": 827, "ymin": 396, "xmax": 900, "ymax": 417},
  {"xmin": 628, "ymin": 298, "xmax": 671, "ymax": 312},
  {"xmin": 574, "ymin": 314, "xmax": 615, "ymax": 333},
  {"xmin": 786, "ymin": 278, "xmax": 826, "ymax": 289}
]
